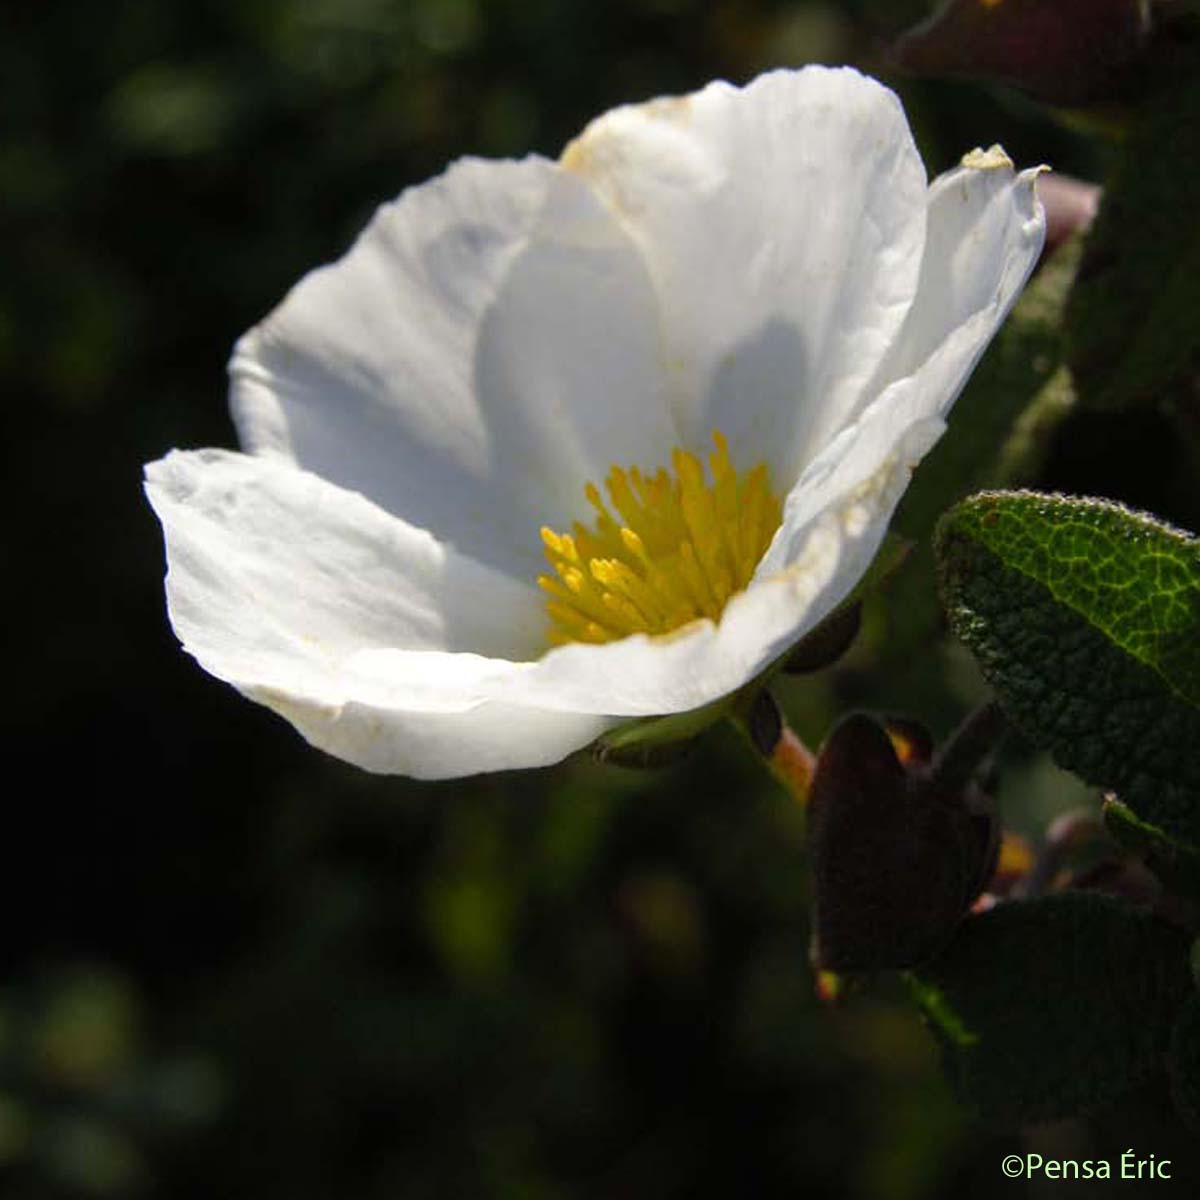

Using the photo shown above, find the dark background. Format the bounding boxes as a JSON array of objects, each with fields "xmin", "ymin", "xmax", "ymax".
[{"xmin": 6, "ymin": 1, "xmax": 1187, "ymax": 1196}]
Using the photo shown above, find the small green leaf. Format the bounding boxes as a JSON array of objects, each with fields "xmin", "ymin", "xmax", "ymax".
[
  {"xmin": 910, "ymin": 892, "xmax": 1193, "ymax": 1125},
  {"xmin": 936, "ymin": 491, "xmax": 1200, "ymax": 845},
  {"xmin": 1169, "ymin": 993, "xmax": 1200, "ymax": 1133},
  {"xmin": 591, "ymin": 699, "xmax": 725, "ymax": 768}
]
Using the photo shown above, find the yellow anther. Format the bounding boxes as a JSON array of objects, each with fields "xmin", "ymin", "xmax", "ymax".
[
  {"xmin": 537, "ymin": 430, "xmax": 783, "ymax": 646},
  {"xmin": 620, "ymin": 527, "xmax": 648, "ymax": 562}
]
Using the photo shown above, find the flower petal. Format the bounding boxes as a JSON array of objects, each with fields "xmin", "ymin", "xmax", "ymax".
[
  {"xmin": 243, "ymin": 686, "xmax": 613, "ymax": 779},
  {"xmin": 149, "ymin": 72, "xmax": 1050, "ymax": 778},
  {"xmin": 862, "ymin": 149, "xmax": 1047, "ymax": 411},
  {"xmin": 143, "ymin": 448, "xmax": 546, "ymax": 694},
  {"xmin": 230, "ymin": 156, "xmax": 676, "ymax": 577},
  {"xmin": 484, "ymin": 382, "xmax": 942, "ymax": 717},
  {"xmin": 146, "ymin": 450, "xmax": 613, "ymax": 777},
  {"xmin": 758, "ymin": 376, "xmax": 946, "ymax": 579},
  {"xmin": 560, "ymin": 66, "xmax": 928, "ymax": 489}
]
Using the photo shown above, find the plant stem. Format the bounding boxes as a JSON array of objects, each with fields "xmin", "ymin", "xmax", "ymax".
[
  {"xmin": 731, "ymin": 689, "xmax": 816, "ymax": 808},
  {"xmin": 930, "ymin": 700, "xmax": 1007, "ymax": 798}
]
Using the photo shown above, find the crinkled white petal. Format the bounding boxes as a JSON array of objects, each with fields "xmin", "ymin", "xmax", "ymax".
[
  {"xmin": 146, "ymin": 449, "xmax": 615, "ymax": 775},
  {"xmin": 758, "ymin": 380, "xmax": 944, "ymax": 578},
  {"xmin": 560, "ymin": 66, "xmax": 928, "ymax": 490},
  {"xmin": 862, "ymin": 152, "xmax": 1046, "ymax": 412},
  {"xmin": 230, "ymin": 155, "xmax": 676, "ymax": 577},
  {"xmin": 144, "ymin": 448, "xmax": 545, "ymax": 692}
]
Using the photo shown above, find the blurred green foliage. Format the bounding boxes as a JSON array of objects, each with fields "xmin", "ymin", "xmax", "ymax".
[{"xmin": 7, "ymin": 0, "xmax": 1198, "ymax": 1196}]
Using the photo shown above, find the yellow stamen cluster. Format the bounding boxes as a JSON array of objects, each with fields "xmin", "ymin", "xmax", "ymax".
[{"xmin": 539, "ymin": 430, "xmax": 783, "ymax": 646}]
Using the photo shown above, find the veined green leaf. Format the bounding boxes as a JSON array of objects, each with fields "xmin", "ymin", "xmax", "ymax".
[{"xmin": 936, "ymin": 490, "xmax": 1200, "ymax": 844}]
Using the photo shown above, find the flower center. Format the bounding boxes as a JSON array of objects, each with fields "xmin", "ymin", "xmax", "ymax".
[{"xmin": 538, "ymin": 430, "xmax": 783, "ymax": 646}]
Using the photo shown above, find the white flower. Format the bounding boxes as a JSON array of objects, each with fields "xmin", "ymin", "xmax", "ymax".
[{"xmin": 144, "ymin": 67, "xmax": 1045, "ymax": 779}]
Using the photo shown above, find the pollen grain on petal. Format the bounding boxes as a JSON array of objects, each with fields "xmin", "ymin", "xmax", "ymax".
[{"xmin": 539, "ymin": 430, "xmax": 783, "ymax": 646}]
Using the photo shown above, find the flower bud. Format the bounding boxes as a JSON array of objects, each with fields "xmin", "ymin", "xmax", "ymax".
[{"xmin": 808, "ymin": 712, "xmax": 996, "ymax": 973}]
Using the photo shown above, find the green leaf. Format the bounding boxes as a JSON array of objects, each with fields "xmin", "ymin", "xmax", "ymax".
[
  {"xmin": 1065, "ymin": 63, "xmax": 1200, "ymax": 439},
  {"xmin": 910, "ymin": 892, "xmax": 1193, "ymax": 1125},
  {"xmin": 591, "ymin": 697, "xmax": 727, "ymax": 768},
  {"xmin": 936, "ymin": 490, "xmax": 1200, "ymax": 845},
  {"xmin": 1169, "ymin": 993, "xmax": 1200, "ymax": 1133}
]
